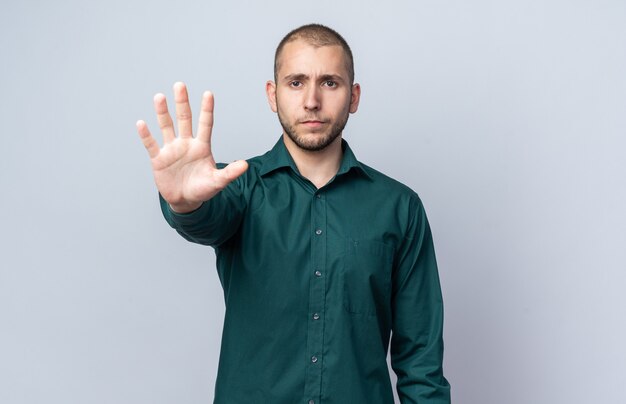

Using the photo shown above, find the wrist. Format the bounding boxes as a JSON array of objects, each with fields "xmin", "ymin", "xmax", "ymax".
[{"xmin": 169, "ymin": 201, "xmax": 203, "ymax": 214}]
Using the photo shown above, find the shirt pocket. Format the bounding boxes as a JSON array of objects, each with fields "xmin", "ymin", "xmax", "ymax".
[{"xmin": 342, "ymin": 238, "xmax": 394, "ymax": 317}]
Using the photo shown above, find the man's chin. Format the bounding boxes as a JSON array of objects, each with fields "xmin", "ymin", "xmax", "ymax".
[{"xmin": 288, "ymin": 132, "xmax": 340, "ymax": 152}]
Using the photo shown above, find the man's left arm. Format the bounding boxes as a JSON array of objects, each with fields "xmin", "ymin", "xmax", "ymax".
[{"xmin": 390, "ymin": 197, "xmax": 451, "ymax": 403}]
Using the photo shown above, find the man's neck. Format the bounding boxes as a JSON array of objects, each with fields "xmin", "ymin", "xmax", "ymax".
[{"xmin": 283, "ymin": 134, "xmax": 343, "ymax": 189}]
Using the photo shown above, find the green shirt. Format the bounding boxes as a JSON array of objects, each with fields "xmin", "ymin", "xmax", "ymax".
[{"xmin": 160, "ymin": 138, "xmax": 451, "ymax": 404}]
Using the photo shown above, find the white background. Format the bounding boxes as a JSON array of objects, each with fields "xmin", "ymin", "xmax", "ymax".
[{"xmin": 1, "ymin": 1, "xmax": 625, "ymax": 403}]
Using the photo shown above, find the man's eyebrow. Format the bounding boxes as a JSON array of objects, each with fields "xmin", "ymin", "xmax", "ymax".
[
  {"xmin": 282, "ymin": 73, "xmax": 309, "ymax": 82},
  {"xmin": 281, "ymin": 73, "xmax": 346, "ymax": 83},
  {"xmin": 319, "ymin": 74, "xmax": 345, "ymax": 83}
]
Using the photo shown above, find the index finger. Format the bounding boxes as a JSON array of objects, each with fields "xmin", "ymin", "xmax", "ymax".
[{"xmin": 197, "ymin": 91, "xmax": 214, "ymax": 144}]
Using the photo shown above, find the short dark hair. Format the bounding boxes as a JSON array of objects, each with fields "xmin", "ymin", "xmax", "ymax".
[{"xmin": 274, "ymin": 23, "xmax": 355, "ymax": 84}]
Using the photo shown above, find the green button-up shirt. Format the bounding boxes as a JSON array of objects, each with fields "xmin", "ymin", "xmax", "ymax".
[{"xmin": 160, "ymin": 138, "xmax": 451, "ymax": 404}]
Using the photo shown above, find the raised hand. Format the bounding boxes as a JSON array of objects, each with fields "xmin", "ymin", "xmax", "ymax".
[{"xmin": 137, "ymin": 82, "xmax": 248, "ymax": 213}]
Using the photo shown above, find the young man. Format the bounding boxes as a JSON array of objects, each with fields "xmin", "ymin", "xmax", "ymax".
[{"xmin": 137, "ymin": 24, "xmax": 451, "ymax": 404}]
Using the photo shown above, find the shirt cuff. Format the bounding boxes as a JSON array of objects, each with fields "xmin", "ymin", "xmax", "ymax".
[{"xmin": 159, "ymin": 193, "xmax": 211, "ymax": 226}]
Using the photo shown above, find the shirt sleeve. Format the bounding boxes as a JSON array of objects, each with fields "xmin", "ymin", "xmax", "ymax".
[
  {"xmin": 159, "ymin": 175, "xmax": 247, "ymax": 247},
  {"xmin": 390, "ymin": 197, "xmax": 451, "ymax": 403}
]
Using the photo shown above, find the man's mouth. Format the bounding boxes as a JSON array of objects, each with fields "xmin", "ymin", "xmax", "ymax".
[{"xmin": 300, "ymin": 120, "xmax": 326, "ymax": 128}]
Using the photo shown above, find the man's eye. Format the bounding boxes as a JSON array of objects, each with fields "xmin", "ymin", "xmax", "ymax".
[
  {"xmin": 324, "ymin": 81, "xmax": 337, "ymax": 87},
  {"xmin": 290, "ymin": 81, "xmax": 302, "ymax": 87}
]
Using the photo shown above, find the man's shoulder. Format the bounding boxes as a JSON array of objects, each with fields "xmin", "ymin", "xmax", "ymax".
[
  {"xmin": 245, "ymin": 149, "xmax": 273, "ymax": 169},
  {"xmin": 217, "ymin": 149, "xmax": 274, "ymax": 184},
  {"xmin": 357, "ymin": 161, "xmax": 422, "ymax": 202}
]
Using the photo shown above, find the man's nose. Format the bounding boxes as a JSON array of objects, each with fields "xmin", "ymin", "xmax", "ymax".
[{"xmin": 304, "ymin": 86, "xmax": 321, "ymax": 111}]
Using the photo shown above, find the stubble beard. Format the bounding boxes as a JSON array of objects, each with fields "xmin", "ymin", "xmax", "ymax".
[{"xmin": 277, "ymin": 106, "xmax": 350, "ymax": 152}]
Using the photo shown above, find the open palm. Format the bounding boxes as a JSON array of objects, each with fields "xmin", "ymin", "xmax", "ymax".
[{"xmin": 137, "ymin": 82, "xmax": 248, "ymax": 213}]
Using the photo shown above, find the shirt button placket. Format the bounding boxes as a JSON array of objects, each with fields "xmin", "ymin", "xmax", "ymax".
[{"xmin": 304, "ymin": 191, "xmax": 326, "ymax": 403}]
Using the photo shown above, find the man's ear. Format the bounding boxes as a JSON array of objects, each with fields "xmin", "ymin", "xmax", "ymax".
[
  {"xmin": 266, "ymin": 80, "xmax": 278, "ymax": 113},
  {"xmin": 349, "ymin": 83, "xmax": 361, "ymax": 114}
]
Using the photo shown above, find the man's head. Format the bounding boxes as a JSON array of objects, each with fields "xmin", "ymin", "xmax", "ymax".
[
  {"xmin": 267, "ymin": 24, "xmax": 360, "ymax": 152},
  {"xmin": 274, "ymin": 24, "xmax": 355, "ymax": 86}
]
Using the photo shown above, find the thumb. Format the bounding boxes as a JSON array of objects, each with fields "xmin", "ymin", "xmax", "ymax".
[{"xmin": 217, "ymin": 160, "xmax": 249, "ymax": 185}]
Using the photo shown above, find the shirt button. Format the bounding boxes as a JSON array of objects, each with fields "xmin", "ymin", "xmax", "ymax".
[
  {"xmin": 316, "ymin": 194, "xmax": 321, "ymax": 199},
  {"xmin": 311, "ymin": 356, "xmax": 318, "ymax": 363},
  {"xmin": 313, "ymin": 313, "xmax": 320, "ymax": 320},
  {"xmin": 314, "ymin": 270, "xmax": 322, "ymax": 277},
  {"xmin": 309, "ymin": 400, "xmax": 315, "ymax": 404},
  {"xmin": 315, "ymin": 229, "xmax": 322, "ymax": 235}
]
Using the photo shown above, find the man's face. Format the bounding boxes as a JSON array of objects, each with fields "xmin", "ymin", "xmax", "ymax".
[{"xmin": 267, "ymin": 39, "xmax": 360, "ymax": 152}]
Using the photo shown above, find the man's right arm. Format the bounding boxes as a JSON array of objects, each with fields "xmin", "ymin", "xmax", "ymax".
[
  {"xmin": 159, "ymin": 176, "xmax": 246, "ymax": 247},
  {"xmin": 136, "ymin": 82, "xmax": 248, "ymax": 246}
]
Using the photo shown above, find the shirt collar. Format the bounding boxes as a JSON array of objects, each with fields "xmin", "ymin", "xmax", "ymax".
[{"xmin": 259, "ymin": 136, "xmax": 372, "ymax": 181}]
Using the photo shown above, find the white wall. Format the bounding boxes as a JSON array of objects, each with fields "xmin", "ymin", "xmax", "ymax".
[{"xmin": 1, "ymin": 1, "xmax": 624, "ymax": 403}]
